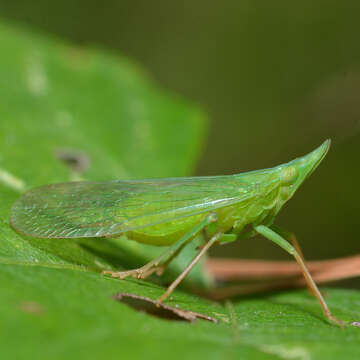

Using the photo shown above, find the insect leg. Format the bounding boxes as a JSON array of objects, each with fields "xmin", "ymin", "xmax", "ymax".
[
  {"xmin": 271, "ymin": 225, "xmax": 316, "ymax": 296},
  {"xmin": 149, "ymin": 241, "xmax": 189, "ymax": 278},
  {"xmin": 270, "ymin": 225, "xmax": 305, "ymax": 260},
  {"xmin": 157, "ymin": 231, "xmax": 223, "ymax": 304},
  {"xmin": 102, "ymin": 213, "xmax": 218, "ymax": 280},
  {"xmin": 254, "ymin": 225, "xmax": 345, "ymax": 327}
]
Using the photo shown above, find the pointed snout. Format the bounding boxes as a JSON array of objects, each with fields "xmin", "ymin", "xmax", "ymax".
[
  {"xmin": 300, "ymin": 139, "xmax": 330, "ymax": 179},
  {"xmin": 289, "ymin": 139, "xmax": 331, "ymax": 191}
]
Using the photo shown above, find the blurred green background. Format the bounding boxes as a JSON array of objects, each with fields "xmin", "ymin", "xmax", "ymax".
[{"xmin": 0, "ymin": 1, "xmax": 359, "ymax": 275}]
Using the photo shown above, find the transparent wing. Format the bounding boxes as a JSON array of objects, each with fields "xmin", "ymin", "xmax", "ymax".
[{"xmin": 10, "ymin": 176, "xmax": 256, "ymax": 238}]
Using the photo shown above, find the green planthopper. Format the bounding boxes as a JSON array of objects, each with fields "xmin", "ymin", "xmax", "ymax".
[{"xmin": 10, "ymin": 139, "xmax": 345, "ymax": 326}]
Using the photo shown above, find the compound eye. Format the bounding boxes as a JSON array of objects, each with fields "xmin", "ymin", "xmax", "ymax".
[{"xmin": 281, "ymin": 166, "xmax": 298, "ymax": 185}]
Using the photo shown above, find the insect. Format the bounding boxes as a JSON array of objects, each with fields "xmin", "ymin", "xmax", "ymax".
[{"xmin": 10, "ymin": 139, "xmax": 344, "ymax": 326}]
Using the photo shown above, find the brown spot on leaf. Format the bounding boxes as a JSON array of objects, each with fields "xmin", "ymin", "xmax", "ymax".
[
  {"xmin": 18, "ymin": 301, "xmax": 44, "ymax": 315},
  {"xmin": 55, "ymin": 148, "xmax": 90, "ymax": 173},
  {"xmin": 113, "ymin": 293, "xmax": 217, "ymax": 323}
]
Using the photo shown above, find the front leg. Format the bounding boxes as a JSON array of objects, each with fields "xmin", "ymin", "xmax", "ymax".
[
  {"xmin": 270, "ymin": 225, "xmax": 316, "ymax": 297},
  {"xmin": 270, "ymin": 225, "xmax": 306, "ymax": 260},
  {"xmin": 254, "ymin": 224, "xmax": 344, "ymax": 328}
]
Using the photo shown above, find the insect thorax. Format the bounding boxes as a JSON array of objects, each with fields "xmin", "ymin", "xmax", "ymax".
[{"xmin": 228, "ymin": 169, "xmax": 292, "ymax": 237}]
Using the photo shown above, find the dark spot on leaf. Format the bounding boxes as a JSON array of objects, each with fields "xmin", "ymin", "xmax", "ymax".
[
  {"xmin": 113, "ymin": 293, "xmax": 217, "ymax": 323},
  {"xmin": 55, "ymin": 148, "xmax": 90, "ymax": 173},
  {"xmin": 18, "ymin": 301, "xmax": 44, "ymax": 315}
]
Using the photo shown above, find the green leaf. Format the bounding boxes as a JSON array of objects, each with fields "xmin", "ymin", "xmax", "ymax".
[
  {"xmin": 0, "ymin": 22, "xmax": 359, "ymax": 360},
  {"xmin": 2, "ymin": 264, "xmax": 360, "ymax": 360}
]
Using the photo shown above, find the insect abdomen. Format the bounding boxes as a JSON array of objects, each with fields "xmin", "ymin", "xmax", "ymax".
[{"xmin": 127, "ymin": 213, "xmax": 207, "ymax": 246}]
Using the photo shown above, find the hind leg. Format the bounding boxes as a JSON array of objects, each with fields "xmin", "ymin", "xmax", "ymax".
[{"xmin": 103, "ymin": 213, "xmax": 218, "ymax": 280}]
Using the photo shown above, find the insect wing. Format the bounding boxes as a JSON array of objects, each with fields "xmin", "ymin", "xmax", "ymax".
[{"xmin": 10, "ymin": 176, "xmax": 255, "ymax": 238}]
